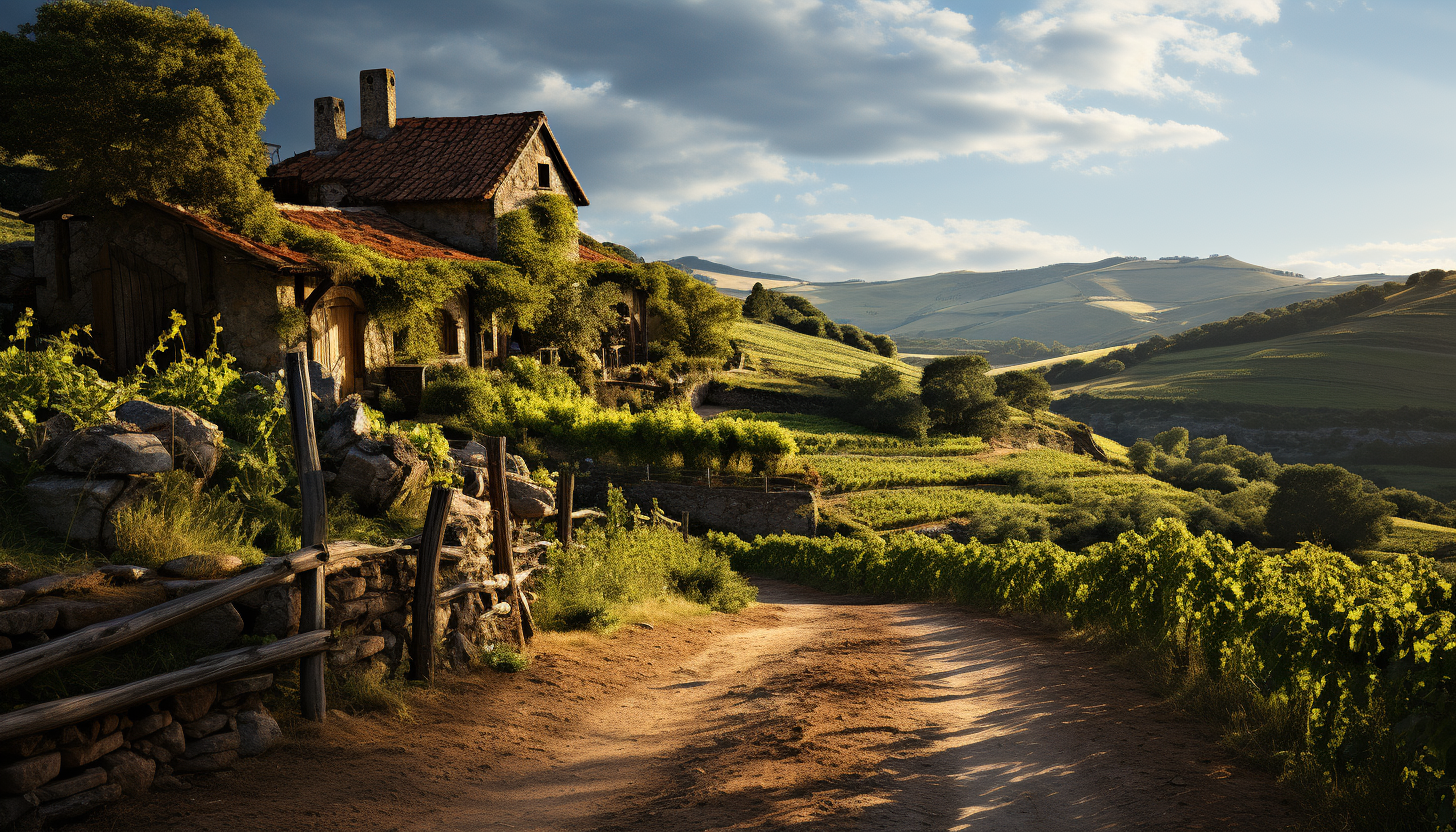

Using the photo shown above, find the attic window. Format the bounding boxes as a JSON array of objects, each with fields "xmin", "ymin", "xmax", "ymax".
[{"xmin": 537, "ymin": 163, "xmax": 551, "ymax": 189}]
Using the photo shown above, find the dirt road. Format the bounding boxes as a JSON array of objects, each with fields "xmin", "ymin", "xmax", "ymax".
[{"xmin": 92, "ymin": 581, "xmax": 1304, "ymax": 831}]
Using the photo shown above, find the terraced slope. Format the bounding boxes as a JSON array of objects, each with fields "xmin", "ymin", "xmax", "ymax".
[{"xmin": 728, "ymin": 318, "xmax": 920, "ymax": 395}]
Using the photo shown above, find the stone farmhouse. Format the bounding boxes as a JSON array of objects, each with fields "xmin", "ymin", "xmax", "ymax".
[{"xmin": 18, "ymin": 69, "xmax": 649, "ymax": 395}]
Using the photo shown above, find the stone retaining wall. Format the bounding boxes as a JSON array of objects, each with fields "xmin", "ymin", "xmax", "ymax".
[{"xmin": 577, "ymin": 477, "xmax": 817, "ymax": 539}]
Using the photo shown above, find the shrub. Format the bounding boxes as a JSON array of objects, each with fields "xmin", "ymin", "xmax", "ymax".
[
  {"xmin": 1266, "ymin": 464, "xmax": 1395, "ymax": 550},
  {"xmin": 112, "ymin": 471, "xmax": 266, "ymax": 572},
  {"xmin": 920, "ymin": 355, "xmax": 1010, "ymax": 437},
  {"xmin": 994, "ymin": 369, "xmax": 1052, "ymax": 412}
]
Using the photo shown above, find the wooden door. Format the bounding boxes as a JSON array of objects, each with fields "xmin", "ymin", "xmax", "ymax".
[
  {"xmin": 312, "ymin": 293, "xmax": 365, "ymax": 395},
  {"xmin": 108, "ymin": 243, "xmax": 186, "ymax": 373}
]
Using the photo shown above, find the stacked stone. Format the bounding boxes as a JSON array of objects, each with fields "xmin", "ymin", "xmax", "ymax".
[
  {"xmin": 22, "ymin": 400, "xmax": 224, "ymax": 551},
  {"xmin": 0, "ymin": 676, "xmax": 282, "ymax": 828}
]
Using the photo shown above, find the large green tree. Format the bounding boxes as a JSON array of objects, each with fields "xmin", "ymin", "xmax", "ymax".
[
  {"xmin": 919, "ymin": 354, "xmax": 1010, "ymax": 437},
  {"xmin": 993, "ymin": 368, "xmax": 1052, "ymax": 412},
  {"xmin": 1265, "ymin": 464, "xmax": 1394, "ymax": 550},
  {"xmin": 0, "ymin": 0, "xmax": 277, "ymax": 232}
]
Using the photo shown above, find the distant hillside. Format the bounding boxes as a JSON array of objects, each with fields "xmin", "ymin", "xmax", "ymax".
[
  {"xmin": 1058, "ymin": 279, "xmax": 1456, "ymax": 410},
  {"xmin": 664, "ymin": 257, "xmax": 809, "ymax": 297}
]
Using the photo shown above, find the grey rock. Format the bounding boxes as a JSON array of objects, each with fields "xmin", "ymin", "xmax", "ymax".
[
  {"xmin": 328, "ymin": 634, "xmax": 386, "ymax": 666},
  {"xmin": 253, "ymin": 585, "xmax": 300, "ymax": 638},
  {"xmin": 170, "ymin": 749, "xmax": 237, "ymax": 774},
  {"xmin": 163, "ymin": 603, "xmax": 243, "ymax": 650},
  {"xmin": 97, "ymin": 750, "xmax": 153, "ymax": 797},
  {"xmin": 150, "ymin": 723, "xmax": 185, "ymax": 757},
  {"xmin": 507, "ymin": 454, "xmax": 529, "ymax": 477},
  {"xmin": 34, "ymin": 782, "xmax": 123, "ymax": 822},
  {"xmin": 506, "ymin": 474, "xmax": 555, "ymax": 519},
  {"xmin": 163, "ymin": 684, "xmax": 216, "ymax": 723},
  {"xmin": 0, "ymin": 752, "xmax": 59, "ymax": 794},
  {"xmin": 0, "ymin": 735, "xmax": 47, "ymax": 758},
  {"xmin": 15, "ymin": 573, "xmax": 77, "ymax": 597},
  {"xmin": 0, "ymin": 565, "xmax": 27, "ymax": 589},
  {"xmin": 33, "ymin": 584, "xmax": 166, "ymax": 632},
  {"xmin": 160, "ymin": 555, "xmax": 244, "ymax": 579},
  {"xmin": 182, "ymin": 713, "xmax": 228, "ymax": 739},
  {"xmin": 325, "ymin": 575, "xmax": 367, "ymax": 605},
  {"xmin": 33, "ymin": 768, "xmax": 106, "ymax": 803},
  {"xmin": 58, "ymin": 731, "xmax": 123, "ymax": 768},
  {"xmin": 123, "ymin": 712, "xmax": 171, "ymax": 742},
  {"xmin": 0, "ymin": 794, "xmax": 37, "ymax": 827},
  {"xmin": 445, "ymin": 493, "xmax": 492, "ymax": 553},
  {"xmin": 113, "ymin": 400, "xmax": 224, "ymax": 480},
  {"xmin": 331, "ymin": 434, "xmax": 427, "ymax": 514},
  {"xmin": 217, "ymin": 674, "xmax": 272, "ymax": 700},
  {"xmin": 51, "ymin": 425, "xmax": 171, "ymax": 475},
  {"xmin": 236, "ymin": 710, "xmax": 281, "ymax": 758},
  {"xmin": 448, "ymin": 630, "xmax": 475, "ymax": 671},
  {"xmin": 332, "ymin": 592, "xmax": 407, "ymax": 627},
  {"xmin": 96, "ymin": 564, "xmax": 153, "ymax": 583},
  {"xmin": 319, "ymin": 395, "xmax": 371, "ymax": 460},
  {"xmin": 0, "ymin": 604, "xmax": 58, "ymax": 636},
  {"xmin": 23, "ymin": 475, "xmax": 127, "ymax": 549},
  {"xmin": 29, "ymin": 412, "xmax": 75, "ymax": 466},
  {"xmin": 182, "ymin": 730, "xmax": 239, "ymax": 758}
]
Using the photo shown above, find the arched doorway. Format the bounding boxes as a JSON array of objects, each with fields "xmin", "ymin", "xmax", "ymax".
[{"xmin": 309, "ymin": 286, "xmax": 367, "ymax": 395}]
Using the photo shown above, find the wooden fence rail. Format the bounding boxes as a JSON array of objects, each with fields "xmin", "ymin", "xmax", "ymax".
[{"xmin": 0, "ymin": 630, "xmax": 336, "ymax": 744}]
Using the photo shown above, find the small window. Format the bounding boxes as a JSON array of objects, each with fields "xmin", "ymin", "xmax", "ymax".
[{"xmin": 537, "ymin": 163, "xmax": 551, "ymax": 189}]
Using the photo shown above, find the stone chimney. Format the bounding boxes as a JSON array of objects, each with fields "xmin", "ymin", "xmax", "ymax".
[
  {"xmin": 360, "ymin": 68, "xmax": 396, "ymax": 141},
  {"xmin": 313, "ymin": 96, "xmax": 346, "ymax": 156}
]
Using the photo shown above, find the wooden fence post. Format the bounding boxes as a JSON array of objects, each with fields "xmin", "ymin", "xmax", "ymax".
[
  {"xmin": 484, "ymin": 438, "xmax": 533, "ymax": 644},
  {"xmin": 682, "ymin": 511, "xmax": 689, "ymax": 542},
  {"xmin": 409, "ymin": 485, "xmax": 457, "ymax": 684},
  {"xmin": 556, "ymin": 470, "xmax": 575, "ymax": 546},
  {"xmin": 284, "ymin": 351, "xmax": 328, "ymax": 722}
]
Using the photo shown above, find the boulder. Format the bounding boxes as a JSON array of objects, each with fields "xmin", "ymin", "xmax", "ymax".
[
  {"xmin": 160, "ymin": 555, "xmax": 244, "ymax": 579},
  {"xmin": 253, "ymin": 585, "xmax": 300, "ymax": 638},
  {"xmin": 217, "ymin": 674, "xmax": 273, "ymax": 700},
  {"xmin": 123, "ymin": 712, "xmax": 171, "ymax": 742},
  {"xmin": 96, "ymin": 565, "xmax": 153, "ymax": 584},
  {"xmin": 444, "ymin": 493, "xmax": 492, "ymax": 553},
  {"xmin": 113, "ymin": 400, "xmax": 224, "ymax": 480},
  {"xmin": 170, "ymin": 749, "xmax": 236, "ymax": 774},
  {"xmin": 59, "ymin": 731, "xmax": 123, "ymax": 768},
  {"xmin": 97, "ymin": 750, "xmax": 153, "ymax": 797},
  {"xmin": 328, "ymin": 634, "xmax": 385, "ymax": 666},
  {"xmin": 325, "ymin": 575, "xmax": 367, "ymax": 605},
  {"xmin": 182, "ymin": 713, "xmax": 229, "ymax": 739},
  {"xmin": 32, "ymin": 767, "xmax": 107, "ymax": 802},
  {"xmin": 0, "ymin": 604, "xmax": 59, "ymax": 636},
  {"xmin": 150, "ymin": 723, "xmax": 185, "ymax": 757},
  {"xmin": 0, "ymin": 564, "xmax": 26, "ymax": 589},
  {"xmin": 163, "ymin": 603, "xmax": 243, "ymax": 650},
  {"xmin": 0, "ymin": 590, "xmax": 20, "ymax": 611},
  {"xmin": 181, "ymin": 731, "xmax": 239, "ymax": 758},
  {"xmin": 32, "ymin": 585, "xmax": 166, "ymax": 632},
  {"xmin": 319, "ymin": 395, "xmax": 371, "ymax": 461},
  {"xmin": 15, "ymin": 573, "xmax": 79, "ymax": 597},
  {"xmin": 0, "ymin": 752, "xmax": 60, "ymax": 794},
  {"xmin": 164, "ymin": 684, "xmax": 217, "ymax": 723},
  {"xmin": 506, "ymin": 474, "xmax": 555, "ymax": 519},
  {"xmin": 331, "ymin": 435, "xmax": 427, "ymax": 514},
  {"xmin": 24, "ymin": 475, "xmax": 128, "ymax": 549},
  {"xmin": 51, "ymin": 425, "xmax": 172, "ymax": 476},
  {"xmin": 236, "ymin": 709, "xmax": 282, "ymax": 758},
  {"xmin": 30, "ymin": 412, "xmax": 75, "ymax": 465}
]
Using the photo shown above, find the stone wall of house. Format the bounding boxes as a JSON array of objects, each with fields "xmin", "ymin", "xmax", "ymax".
[
  {"xmin": 493, "ymin": 130, "xmax": 575, "ymax": 220},
  {"xmin": 0, "ymin": 243, "xmax": 34, "ymax": 313},
  {"xmin": 211, "ymin": 256, "xmax": 292, "ymax": 375},
  {"xmin": 383, "ymin": 201, "xmax": 497, "ymax": 258},
  {"xmin": 31, "ymin": 218, "xmax": 97, "ymax": 332}
]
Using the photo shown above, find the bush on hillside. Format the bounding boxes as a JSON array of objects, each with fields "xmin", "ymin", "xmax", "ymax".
[
  {"xmin": 920, "ymin": 354, "xmax": 1010, "ymax": 438},
  {"xmin": 840, "ymin": 365, "xmax": 928, "ymax": 439},
  {"xmin": 993, "ymin": 369, "xmax": 1052, "ymax": 412},
  {"xmin": 1266, "ymin": 464, "xmax": 1395, "ymax": 550}
]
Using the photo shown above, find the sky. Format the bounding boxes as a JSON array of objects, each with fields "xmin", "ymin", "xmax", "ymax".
[{"xmin": 5, "ymin": 0, "xmax": 1455, "ymax": 282}]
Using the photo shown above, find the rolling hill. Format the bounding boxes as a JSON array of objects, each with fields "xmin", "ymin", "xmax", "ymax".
[{"xmin": 669, "ymin": 254, "xmax": 1392, "ymax": 349}]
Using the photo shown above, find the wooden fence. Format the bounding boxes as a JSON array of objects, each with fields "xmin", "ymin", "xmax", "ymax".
[{"xmin": 0, "ymin": 350, "xmax": 536, "ymax": 744}]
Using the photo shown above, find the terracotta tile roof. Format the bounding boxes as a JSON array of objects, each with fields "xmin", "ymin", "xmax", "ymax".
[
  {"xmin": 577, "ymin": 242, "xmax": 632, "ymax": 264},
  {"xmin": 278, "ymin": 206, "xmax": 490, "ymax": 263},
  {"xmin": 140, "ymin": 200, "xmax": 318, "ymax": 271},
  {"xmin": 271, "ymin": 113, "xmax": 588, "ymax": 206}
]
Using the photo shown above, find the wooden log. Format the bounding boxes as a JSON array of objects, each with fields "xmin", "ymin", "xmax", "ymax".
[
  {"xmin": 484, "ymin": 438, "xmax": 529, "ymax": 645},
  {"xmin": 0, "ymin": 545, "xmax": 332, "ymax": 690},
  {"xmin": 409, "ymin": 486, "xmax": 457, "ymax": 684},
  {"xmin": 0, "ymin": 630, "xmax": 335, "ymax": 744},
  {"xmin": 285, "ymin": 351, "xmax": 328, "ymax": 722},
  {"xmin": 435, "ymin": 578, "xmax": 510, "ymax": 602},
  {"xmin": 572, "ymin": 508, "xmax": 605, "ymax": 521}
]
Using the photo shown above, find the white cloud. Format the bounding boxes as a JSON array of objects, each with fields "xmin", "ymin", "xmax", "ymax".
[
  {"xmin": 795, "ymin": 183, "xmax": 851, "ymax": 205},
  {"xmin": 277, "ymin": 0, "xmax": 1279, "ymax": 213},
  {"xmin": 641, "ymin": 210, "xmax": 1113, "ymax": 280},
  {"xmin": 1282, "ymin": 237, "xmax": 1456, "ymax": 277}
]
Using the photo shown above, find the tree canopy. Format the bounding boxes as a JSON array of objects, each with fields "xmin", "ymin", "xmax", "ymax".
[
  {"xmin": 919, "ymin": 354, "xmax": 1010, "ymax": 437},
  {"xmin": 1265, "ymin": 464, "xmax": 1394, "ymax": 551},
  {"xmin": 0, "ymin": 0, "xmax": 278, "ymax": 232}
]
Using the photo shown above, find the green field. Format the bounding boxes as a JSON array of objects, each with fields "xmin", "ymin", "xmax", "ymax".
[
  {"xmin": 1350, "ymin": 465, "xmax": 1456, "ymax": 502},
  {"xmin": 838, "ymin": 486, "xmax": 1044, "ymax": 530},
  {"xmin": 1061, "ymin": 283, "xmax": 1456, "ymax": 410},
  {"xmin": 1369, "ymin": 517, "xmax": 1456, "ymax": 556},
  {"xmin": 0, "ymin": 214, "xmax": 32, "ymax": 245},
  {"xmin": 728, "ymin": 318, "xmax": 920, "ymax": 395}
]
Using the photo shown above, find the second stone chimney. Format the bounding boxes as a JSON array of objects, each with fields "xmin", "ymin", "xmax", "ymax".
[
  {"xmin": 360, "ymin": 68, "xmax": 396, "ymax": 141},
  {"xmin": 314, "ymin": 97, "xmax": 346, "ymax": 155}
]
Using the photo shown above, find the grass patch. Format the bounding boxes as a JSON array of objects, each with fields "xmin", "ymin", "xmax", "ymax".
[
  {"xmin": 325, "ymin": 661, "xmax": 418, "ymax": 720},
  {"xmin": 533, "ymin": 517, "xmax": 756, "ymax": 633},
  {"xmin": 803, "ymin": 448, "xmax": 1111, "ymax": 494},
  {"xmin": 729, "ymin": 319, "xmax": 920, "ymax": 396},
  {"xmin": 111, "ymin": 471, "xmax": 266, "ymax": 572},
  {"xmin": 480, "ymin": 645, "xmax": 530, "ymax": 672},
  {"xmin": 840, "ymin": 486, "xmax": 1050, "ymax": 534},
  {"xmin": 0, "ymin": 215, "xmax": 32, "ymax": 246}
]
